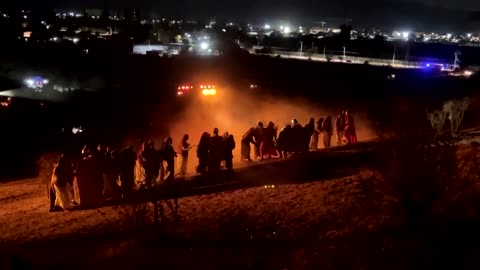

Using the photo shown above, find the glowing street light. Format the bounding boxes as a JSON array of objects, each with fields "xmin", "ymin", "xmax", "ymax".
[
  {"xmin": 402, "ymin": 31, "xmax": 409, "ymax": 39},
  {"xmin": 264, "ymin": 24, "xmax": 271, "ymax": 30},
  {"xmin": 200, "ymin": 42, "xmax": 209, "ymax": 50},
  {"xmin": 283, "ymin": 26, "xmax": 291, "ymax": 34}
]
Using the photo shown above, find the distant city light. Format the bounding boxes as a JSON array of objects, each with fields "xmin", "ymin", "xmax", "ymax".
[
  {"xmin": 283, "ymin": 26, "xmax": 291, "ymax": 34},
  {"xmin": 72, "ymin": 38, "xmax": 79, "ymax": 44},
  {"xmin": 23, "ymin": 15, "xmax": 27, "ymax": 19},
  {"xmin": 222, "ymin": 29, "xmax": 226, "ymax": 32},
  {"xmin": 464, "ymin": 70, "xmax": 473, "ymax": 77},
  {"xmin": 467, "ymin": 33, "xmax": 472, "ymax": 38},
  {"xmin": 200, "ymin": 42, "xmax": 209, "ymax": 50},
  {"xmin": 446, "ymin": 33, "xmax": 452, "ymax": 39},
  {"xmin": 264, "ymin": 24, "xmax": 271, "ymax": 30},
  {"xmin": 24, "ymin": 76, "xmax": 49, "ymax": 89},
  {"xmin": 402, "ymin": 31, "xmax": 409, "ymax": 39}
]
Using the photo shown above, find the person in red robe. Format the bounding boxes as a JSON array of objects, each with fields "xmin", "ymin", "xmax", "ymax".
[
  {"xmin": 344, "ymin": 110, "xmax": 358, "ymax": 144},
  {"xmin": 260, "ymin": 121, "xmax": 279, "ymax": 160}
]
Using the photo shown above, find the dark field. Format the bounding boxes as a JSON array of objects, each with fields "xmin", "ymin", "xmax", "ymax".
[
  {"xmin": 0, "ymin": 53, "xmax": 479, "ymax": 178},
  {"xmin": 1, "ymin": 54, "xmax": 480, "ymax": 269}
]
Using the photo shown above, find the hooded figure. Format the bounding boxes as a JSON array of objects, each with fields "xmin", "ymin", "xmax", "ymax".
[
  {"xmin": 344, "ymin": 110, "xmax": 358, "ymax": 144},
  {"xmin": 76, "ymin": 147, "xmax": 104, "ymax": 208},
  {"xmin": 209, "ymin": 128, "xmax": 224, "ymax": 172},
  {"xmin": 177, "ymin": 134, "xmax": 192, "ymax": 177},
  {"xmin": 159, "ymin": 137, "xmax": 177, "ymax": 183},
  {"xmin": 241, "ymin": 128, "xmax": 255, "ymax": 161},
  {"xmin": 253, "ymin": 122, "xmax": 264, "ymax": 159},
  {"xmin": 322, "ymin": 116, "xmax": 333, "ymax": 147},
  {"xmin": 335, "ymin": 111, "xmax": 346, "ymax": 145},
  {"xmin": 304, "ymin": 118, "xmax": 315, "ymax": 152},
  {"xmin": 260, "ymin": 121, "xmax": 279, "ymax": 160},
  {"xmin": 120, "ymin": 146, "xmax": 136, "ymax": 197},
  {"xmin": 137, "ymin": 141, "xmax": 156, "ymax": 186},
  {"xmin": 196, "ymin": 132, "xmax": 211, "ymax": 174},
  {"xmin": 291, "ymin": 118, "xmax": 304, "ymax": 153},
  {"xmin": 50, "ymin": 155, "xmax": 75, "ymax": 211},
  {"xmin": 277, "ymin": 124, "xmax": 292, "ymax": 158},
  {"xmin": 224, "ymin": 134, "xmax": 236, "ymax": 170},
  {"xmin": 310, "ymin": 118, "xmax": 323, "ymax": 150},
  {"xmin": 103, "ymin": 149, "xmax": 120, "ymax": 198}
]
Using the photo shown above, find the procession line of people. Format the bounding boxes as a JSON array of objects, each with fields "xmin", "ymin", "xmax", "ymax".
[{"xmin": 48, "ymin": 111, "xmax": 357, "ymax": 212}]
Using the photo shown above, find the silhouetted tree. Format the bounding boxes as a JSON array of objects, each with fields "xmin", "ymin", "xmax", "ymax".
[{"xmin": 339, "ymin": 24, "xmax": 352, "ymax": 44}]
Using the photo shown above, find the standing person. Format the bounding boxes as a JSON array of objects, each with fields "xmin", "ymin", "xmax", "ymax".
[
  {"xmin": 253, "ymin": 122, "xmax": 264, "ymax": 160},
  {"xmin": 291, "ymin": 118, "xmax": 303, "ymax": 153},
  {"xmin": 50, "ymin": 155, "xmax": 75, "ymax": 211},
  {"xmin": 76, "ymin": 147, "xmax": 104, "ymax": 208},
  {"xmin": 304, "ymin": 118, "xmax": 315, "ymax": 153},
  {"xmin": 224, "ymin": 134, "xmax": 236, "ymax": 170},
  {"xmin": 119, "ymin": 146, "xmax": 136, "ymax": 198},
  {"xmin": 322, "ymin": 116, "xmax": 333, "ymax": 148},
  {"xmin": 335, "ymin": 111, "xmax": 346, "ymax": 145},
  {"xmin": 177, "ymin": 134, "xmax": 193, "ymax": 177},
  {"xmin": 209, "ymin": 128, "xmax": 224, "ymax": 172},
  {"xmin": 138, "ymin": 141, "xmax": 156, "ymax": 187},
  {"xmin": 260, "ymin": 121, "xmax": 279, "ymax": 160},
  {"xmin": 103, "ymin": 149, "xmax": 120, "ymax": 199},
  {"xmin": 277, "ymin": 124, "xmax": 292, "ymax": 158},
  {"xmin": 344, "ymin": 110, "xmax": 358, "ymax": 144},
  {"xmin": 241, "ymin": 128, "xmax": 255, "ymax": 161},
  {"xmin": 310, "ymin": 118, "xmax": 323, "ymax": 150},
  {"xmin": 196, "ymin": 132, "xmax": 210, "ymax": 174},
  {"xmin": 221, "ymin": 132, "xmax": 230, "ymax": 168},
  {"xmin": 160, "ymin": 137, "xmax": 177, "ymax": 183}
]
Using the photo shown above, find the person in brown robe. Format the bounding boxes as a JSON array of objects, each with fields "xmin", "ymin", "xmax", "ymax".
[{"xmin": 75, "ymin": 147, "xmax": 104, "ymax": 208}]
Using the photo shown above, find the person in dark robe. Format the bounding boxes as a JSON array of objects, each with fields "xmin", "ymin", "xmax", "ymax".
[
  {"xmin": 177, "ymin": 134, "xmax": 193, "ymax": 176},
  {"xmin": 322, "ymin": 116, "xmax": 333, "ymax": 147},
  {"xmin": 138, "ymin": 141, "xmax": 156, "ymax": 187},
  {"xmin": 221, "ymin": 132, "xmax": 230, "ymax": 168},
  {"xmin": 303, "ymin": 118, "xmax": 315, "ymax": 152},
  {"xmin": 196, "ymin": 132, "xmax": 211, "ymax": 174},
  {"xmin": 310, "ymin": 118, "xmax": 323, "ymax": 150},
  {"xmin": 335, "ymin": 111, "xmax": 346, "ymax": 145},
  {"xmin": 119, "ymin": 146, "xmax": 136, "ymax": 198},
  {"xmin": 224, "ymin": 134, "xmax": 236, "ymax": 170},
  {"xmin": 147, "ymin": 141, "xmax": 161, "ymax": 183},
  {"xmin": 260, "ymin": 121, "xmax": 278, "ymax": 160},
  {"xmin": 344, "ymin": 110, "xmax": 358, "ymax": 144},
  {"xmin": 209, "ymin": 128, "xmax": 224, "ymax": 172},
  {"xmin": 253, "ymin": 122, "xmax": 264, "ymax": 160},
  {"xmin": 75, "ymin": 147, "xmax": 104, "ymax": 208},
  {"xmin": 241, "ymin": 128, "xmax": 255, "ymax": 161},
  {"xmin": 291, "ymin": 118, "xmax": 304, "ymax": 153},
  {"xmin": 160, "ymin": 137, "xmax": 177, "ymax": 183},
  {"xmin": 277, "ymin": 124, "xmax": 292, "ymax": 158},
  {"xmin": 103, "ymin": 149, "xmax": 120, "ymax": 198}
]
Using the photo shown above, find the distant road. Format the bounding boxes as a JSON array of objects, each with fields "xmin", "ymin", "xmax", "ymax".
[{"xmin": 247, "ymin": 49, "xmax": 432, "ymax": 69}]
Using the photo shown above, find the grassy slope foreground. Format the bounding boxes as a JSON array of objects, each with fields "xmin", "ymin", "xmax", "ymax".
[{"xmin": 1, "ymin": 142, "xmax": 480, "ymax": 269}]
